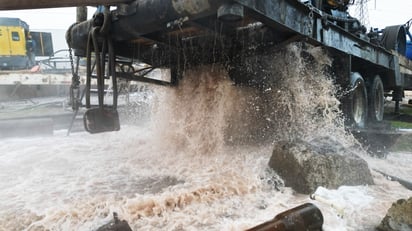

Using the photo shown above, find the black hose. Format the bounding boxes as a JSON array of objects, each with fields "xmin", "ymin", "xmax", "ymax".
[
  {"xmin": 91, "ymin": 27, "xmax": 105, "ymax": 109},
  {"xmin": 86, "ymin": 30, "xmax": 93, "ymax": 108},
  {"xmin": 108, "ymin": 36, "xmax": 118, "ymax": 109}
]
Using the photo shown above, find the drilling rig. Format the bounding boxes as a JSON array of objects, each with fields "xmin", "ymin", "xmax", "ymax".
[{"xmin": 2, "ymin": 0, "xmax": 412, "ymax": 139}]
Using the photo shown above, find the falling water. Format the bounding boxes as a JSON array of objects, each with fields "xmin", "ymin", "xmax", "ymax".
[
  {"xmin": 153, "ymin": 43, "xmax": 350, "ymax": 149},
  {"xmin": 0, "ymin": 43, "xmax": 410, "ymax": 231}
]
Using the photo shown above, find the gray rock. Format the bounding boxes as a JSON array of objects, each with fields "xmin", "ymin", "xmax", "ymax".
[
  {"xmin": 377, "ymin": 197, "xmax": 412, "ymax": 231},
  {"xmin": 95, "ymin": 213, "xmax": 133, "ymax": 231},
  {"xmin": 268, "ymin": 137, "xmax": 374, "ymax": 194}
]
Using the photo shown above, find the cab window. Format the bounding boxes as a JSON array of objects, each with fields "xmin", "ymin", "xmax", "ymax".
[{"xmin": 11, "ymin": 32, "xmax": 20, "ymax": 41}]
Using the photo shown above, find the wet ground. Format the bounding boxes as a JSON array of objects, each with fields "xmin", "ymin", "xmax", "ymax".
[{"xmin": 0, "ymin": 49, "xmax": 411, "ymax": 230}]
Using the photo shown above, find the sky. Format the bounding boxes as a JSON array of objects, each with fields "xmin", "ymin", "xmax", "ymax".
[
  {"xmin": 0, "ymin": 8, "xmax": 79, "ymax": 30},
  {"xmin": 351, "ymin": 0, "xmax": 412, "ymax": 29},
  {"xmin": 0, "ymin": 1, "xmax": 411, "ymax": 49},
  {"xmin": 0, "ymin": 7, "xmax": 95, "ymax": 51}
]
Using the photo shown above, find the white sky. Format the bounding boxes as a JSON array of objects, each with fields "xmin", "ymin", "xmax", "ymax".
[
  {"xmin": 0, "ymin": 8, "xmax": 79, "ymax": 30},
  {"xmin": 350, "ymin": 0, "xmax": 412, "ymax": 29}
]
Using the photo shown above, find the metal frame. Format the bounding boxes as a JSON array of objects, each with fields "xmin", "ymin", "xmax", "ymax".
[{"xmin": 65, "ymin": 0, "xmax": 410, "ymax": 91}]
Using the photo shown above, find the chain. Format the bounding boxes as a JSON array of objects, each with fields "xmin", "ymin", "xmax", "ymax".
[
  {"xmin": 307, "ymin": 4, "xmax": 315, "ymax": 37},
  {"xmin": 69, "ymin": 46, "xmax": 75, "ymax": 77},
  {"xmin": 69, "ymin": 46, "xmax": 81, "ymax": 110}
]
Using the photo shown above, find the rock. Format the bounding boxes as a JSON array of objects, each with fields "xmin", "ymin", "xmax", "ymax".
[
  {"xmin": 96, "ymin": 212, "xmax": 133, "ymax": 231},
  {"xmin": 377, "ymin": 197, "xmax": 412, "ymax": 231},
  {"xmin": 268, "ymin": 137, "xmax": 374, "ymax": 194}
]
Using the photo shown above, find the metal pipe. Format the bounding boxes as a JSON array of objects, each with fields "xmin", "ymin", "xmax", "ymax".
[
  {"xmin": 111, "ymin": 0, "xmax": 228, "ymax": 41},
  {"xmin": 76, "ymin": 7, "xmax": 88, "ymax": 23},
  {"xmin": 246, "ymin": 203, "xmax": 323, "ymax": 231},
  {"xmin": 68, "ymin": 0, "xmax": 228, "ymax": 52},
  {"xmin": 0, "ymin": 0, "xmax": 131, "ymax": 10}
]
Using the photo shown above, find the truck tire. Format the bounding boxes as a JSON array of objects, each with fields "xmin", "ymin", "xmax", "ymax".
[
  {"xmin": 348, "ymin": 72, "xmax": 368, "ymax": 128},
  {"xmin": 367, "ymin": 75, "xmax": 384, "ymax": 122},
  {"xmin": 381, "ymin": 25, "xmax": 406, "ymax": 55}
]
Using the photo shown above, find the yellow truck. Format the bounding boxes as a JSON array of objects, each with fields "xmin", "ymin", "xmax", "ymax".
[{"xmin": 0, "ymin": 17, "xmax": 53, "ymax": 69}]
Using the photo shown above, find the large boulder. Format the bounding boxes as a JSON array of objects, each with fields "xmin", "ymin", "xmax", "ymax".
[
  {"xmin": 377, "ymin": 197, "xmax": 412, "ymax": 231},
  {"xmin": 268, "ymin": 137, "xmax": 374, "ymax": 194}
]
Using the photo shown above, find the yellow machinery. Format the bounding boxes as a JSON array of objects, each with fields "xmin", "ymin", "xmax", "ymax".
[
  {"xmin": 0, "ymin": 17, "xmax": 29, "ymax": 69},
  {"xmin": 0, "ymin": 17, "xmax": 53, "ymax": 69}
]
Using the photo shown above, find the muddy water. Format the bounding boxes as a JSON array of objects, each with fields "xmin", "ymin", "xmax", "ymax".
[{"xmin": 0, "ymin": 44, "xmax": 411, "ymax": 230}]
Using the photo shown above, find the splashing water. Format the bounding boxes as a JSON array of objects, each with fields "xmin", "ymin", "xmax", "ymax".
[
  {"xmin": 0, "ymin": 43, "xmax": 410, "ymax": 231},
  {"xmin": 152, "ymin": 43, "xmax": 351, "ymax": 148}
]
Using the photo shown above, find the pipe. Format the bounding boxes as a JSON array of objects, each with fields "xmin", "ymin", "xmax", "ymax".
[
  {"xmin": 111, "ymin": 0, "xmax": 228, "ymax": 41},
  {"xmin": 246, "ymin": 203, "xmax": 323, "ymax": 231},
  {"xmin": 68, "ymin": 0, "xmax": 228, "ymax": 52},
  {"xmin": 76, "ymin": 7, "xmax": 88, "ymax": 23},
  {"xmin": 374, "ymin": 169, "xmax": 412, "ymax": 190},
  {"xmin": 0, "ymin": 0, "xmax": 131, "ymax": 10}
]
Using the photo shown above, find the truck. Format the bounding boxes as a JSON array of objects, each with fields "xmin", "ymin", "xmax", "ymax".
[
  {"xmin": 2, "ymin": 0, "xmax": 412, "ymax": 137},
  {"xmin": 0, "ymin": 17, "xmax": 54, "ymax": 69}
]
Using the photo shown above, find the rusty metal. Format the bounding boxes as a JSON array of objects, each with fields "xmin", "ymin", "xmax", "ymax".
[
  {"xmin": 67, "ymin": 0, "xmax": 228, "ymax": 55},
  {"xmin": 0, "ymin": 0, "xmax": 131, "ymax": 10},
  {"xmin": 246, "ymin": 203, "xmax": 323, "ymax": 231}
]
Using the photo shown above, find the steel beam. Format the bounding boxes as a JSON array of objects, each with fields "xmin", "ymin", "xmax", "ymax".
[
  {"xmin": 0, "ymin": 0, "xmax": 131, "ymax": 10},
  {"xmin": 233, "ymin": 0, "xmax": 395, "ymax": 71},
  {"xmin": 68, "ymin": 0, "xmax": 229, "ymax": 50}
]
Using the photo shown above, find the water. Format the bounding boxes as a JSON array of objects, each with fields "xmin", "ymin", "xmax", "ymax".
[{"xmin": 0, "ymin": 44, "xmax": 411, "ymax": 230}]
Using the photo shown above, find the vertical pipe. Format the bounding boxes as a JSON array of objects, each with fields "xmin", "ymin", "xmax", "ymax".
[
  {"xmin": 39, "ymin": 32, "xmax": 44, "ymax": 56},
  {"xmin": 76, "ymin": 7, "xmax": 88, "ymax": 23}
]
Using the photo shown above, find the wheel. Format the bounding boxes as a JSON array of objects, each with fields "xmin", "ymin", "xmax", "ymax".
[
  {"xmin": 348, "ymin": 72, "xmax": 368, "ymax": 128},
  {"xmin": 381, "ymin": 25, "xmax": 406, "ymax": 54},
  {"xmin": 367, "ymin": 75, "xmax": 384, "ymax": 122}
]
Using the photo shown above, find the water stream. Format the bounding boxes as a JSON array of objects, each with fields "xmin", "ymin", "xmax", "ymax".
[{"xmin": 0, "ymin": 44, "xmax": 410, "ymax": 231}]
